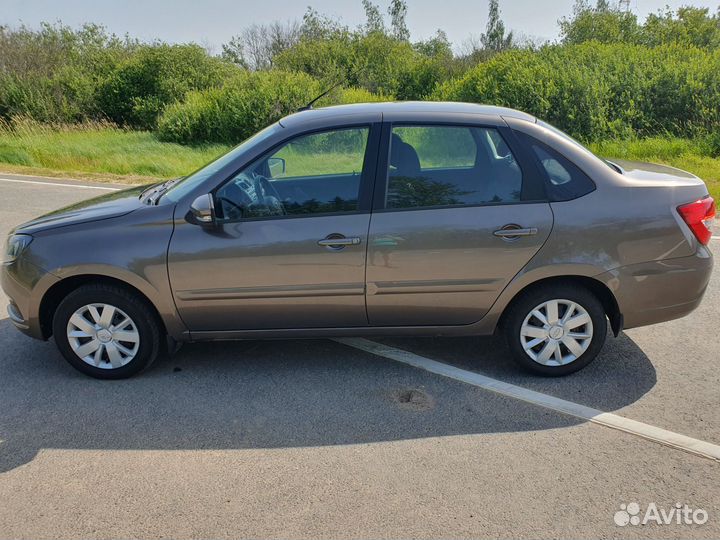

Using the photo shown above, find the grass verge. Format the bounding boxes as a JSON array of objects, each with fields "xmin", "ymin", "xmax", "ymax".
[
  {"xmin": 0, "ymin": 120, "xmax": 228, "ymax": 185},
  {"xmin": 589, "ymin": 137, "xmax": 720, "ymax": 200},
  {"xmin": 0, "ymin": 124, "xmax": 718, "ymax": 200}
]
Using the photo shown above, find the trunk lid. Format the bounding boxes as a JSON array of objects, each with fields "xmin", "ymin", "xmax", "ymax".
[{"xmin": 610, "ymin": 159, "xmax": 705, "ymax": 187}]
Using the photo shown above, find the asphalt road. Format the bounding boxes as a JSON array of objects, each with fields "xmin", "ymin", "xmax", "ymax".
[{"xmin": 0, "ymin": 173, "xmax": 719, "ymax": 539}]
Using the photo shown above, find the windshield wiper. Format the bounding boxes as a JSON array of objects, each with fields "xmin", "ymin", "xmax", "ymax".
[
  {"xmin": 144, "ymin": 178, "xmax": 182, "ymax": 205},
  {"xmin": 139, "ymin": 182, "xmax": 164, "ymax": 201}
]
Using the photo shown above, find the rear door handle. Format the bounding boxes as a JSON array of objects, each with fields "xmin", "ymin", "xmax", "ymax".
[
  {"xmin": 317, "ymin": 236, "xmax": 362, "ymax": 247},
  {"xmin": 493, "ymin": 227, "xmax": 538, "ymax": 238}
]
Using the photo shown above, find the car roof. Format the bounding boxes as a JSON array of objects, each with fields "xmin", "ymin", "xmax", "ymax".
[{"xmin": 279, "ymin": 101, "xmax": 537, "ymax": 128}]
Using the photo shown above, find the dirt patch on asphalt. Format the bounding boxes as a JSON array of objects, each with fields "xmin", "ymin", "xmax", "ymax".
[{"xmin": 391, "ymin": 388, "xmax": 435, "ymax": 411}]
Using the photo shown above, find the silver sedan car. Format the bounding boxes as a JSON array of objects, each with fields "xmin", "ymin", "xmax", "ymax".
[{"xmin": 2, "ymin": 102, "xmax": 715, "ymax": 378}]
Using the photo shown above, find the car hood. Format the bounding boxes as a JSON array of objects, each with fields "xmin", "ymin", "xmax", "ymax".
[{"xmin": 13, "ymin": 183, "xmax": 154, "ymax": 235}]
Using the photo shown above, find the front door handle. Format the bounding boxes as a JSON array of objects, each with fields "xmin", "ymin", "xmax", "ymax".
[
  {"xmin": 493, "ymin": 226, "xmax": 538, "ymax": 238},
  {"xmin": 317, "ymin": 235, "xmax": 362, "ymax": 248}
]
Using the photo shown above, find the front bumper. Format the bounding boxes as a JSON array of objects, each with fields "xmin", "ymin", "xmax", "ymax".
[
  {"xmin": 6, "ymin": 302, "xmax": 29, "ymax": 330},
  {"xmin": 1, "ymin": 257, "xmax": 58, "ymax": 339}
]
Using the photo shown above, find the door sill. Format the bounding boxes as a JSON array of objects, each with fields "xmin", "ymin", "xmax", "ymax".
[{"xmin": 184, "ymin": 323, "xmax": 486, "ymax": 342}]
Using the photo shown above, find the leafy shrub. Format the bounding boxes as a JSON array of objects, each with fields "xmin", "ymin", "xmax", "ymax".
[
  {"xmin": 699, "ymin": 131, "xmax": 720, "ymax": 158},
  {"xmin": 434, "ymin": 42, "xmax": 720, "ymax": 141},
  {"xmin": 96, "ymin": 44, "xmax": 237, "ymax": 129},
  {"xmin": 5, "ymin": 8, "xmax": 720, "ymax": 147},
  {"xmin": 273, "ymin": 30, "xmax": 454, "ymax": 99},
  {"xmin": 157, "ymin": 71, "xmax": 320, "ymax": 144},
  {"xmin": 0, "ymin": 23, "xmax": 134, "ymax": 123},
  {"xmin": 319, "ymin": 86, "xmax": 392, "ymax": 105}
]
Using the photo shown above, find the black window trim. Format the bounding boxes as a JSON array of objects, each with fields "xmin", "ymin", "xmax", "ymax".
[
  {"xmin": 372, "ymin": 120, "xmax": 548, "ymax": 213},
  {"xmin": 210, "ymin": 122, "xmax": 382, "ymax": 224},
  {"xmin": 514, "ymin": 130, "xmax": 597, "ymax": 202}
]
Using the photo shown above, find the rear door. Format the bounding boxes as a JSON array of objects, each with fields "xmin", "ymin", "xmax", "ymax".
[{"xmin": 366, "ymin": 121, "xmax": 553, "ymax": 326}]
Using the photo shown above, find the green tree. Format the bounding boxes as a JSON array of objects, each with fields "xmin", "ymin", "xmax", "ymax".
[
  {"xmin": 388, "ymin": 0, "xmax": 410, "ymax": 41},
  {"xmin": 481, "ymin": 0, "xmax": 514, "ymax": 52},
  {"xmin": 300, "ymin": 7, "xmax": 346, "ymax": 40},
  {"xmin": 362, "ymin": 0, "xmax": 385, "ymax": 34},
  {"xmin": 397, "ymin": 30, "xmax": 457, "ymax": 100},
  {"xmin": 219, "ymin": 35, "xmax": 249, "ymax": 69},
  {"xmin": 559, "ymin": 0, "xmax": 639, "ymax": 44},
  {"xmin": 641, "ymin": 6, "xmax": 720, "ymax": 48},
  {"xmin": 413, "ymin": 29, "xmax": 452, "ymax": 58},
  {"xmin": 274, "ymin": 5, "xmax": 423, "ymax": 97}
]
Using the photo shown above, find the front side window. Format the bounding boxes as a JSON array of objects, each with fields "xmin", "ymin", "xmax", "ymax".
[
  {"xmin": 215, "ymin": 127, "xmax": 369, "ymax": 220},
  {"xmin": 163, "ymin": 123, "xmax": 282, "ymax": 203},
  {"xmin": 386, "ymin": 125, "xmax": 522, "ymax": 210}
]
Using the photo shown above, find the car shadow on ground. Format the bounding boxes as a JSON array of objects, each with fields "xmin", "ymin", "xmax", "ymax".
[
  {"xmin": 0, "ymin": 319, "xmax": 656, "ymax": 473},
  {"xmin": 375, "ymin": 330, "xmax": 655, "ymax": 412}
]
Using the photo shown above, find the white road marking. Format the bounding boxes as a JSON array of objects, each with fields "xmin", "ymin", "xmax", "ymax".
[
  {"xmin": 335, "ymin": 337, "xmax": 720, "ymax": 462},
  {"xmin": 0, "ymin": 177, "xmax": 120, "ymax": 191}
]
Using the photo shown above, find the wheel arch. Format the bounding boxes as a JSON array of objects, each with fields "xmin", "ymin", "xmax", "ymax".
[
  {"xmin": 498, "ymin": 275, "xmax": 623, "ymax": 337},
  {"xmin": 39, "ymin": 274, "xmax": 168, "ymax": 340}
]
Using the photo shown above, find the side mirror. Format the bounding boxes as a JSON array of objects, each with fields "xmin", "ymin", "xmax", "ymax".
[
  {"xmin": 268, "ymin": 157, "xmax": 286, "ymax": 178},
  {"xmin": 188, "ymin": 194, "xmax": 216, "ymax": 225}
]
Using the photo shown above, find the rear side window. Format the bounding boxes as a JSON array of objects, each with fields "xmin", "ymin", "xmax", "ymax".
[
  {"xmin": 386, "ymin": 125, "xmax": 523, "ymax": 209},
  {"xmin": 519, "ymin": 133, "xmax": 595, "ymax": 201}
]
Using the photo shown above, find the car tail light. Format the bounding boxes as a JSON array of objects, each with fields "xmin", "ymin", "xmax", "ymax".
[{"xmin": 677, "ymin": 196, "xmax": 716, "ymax": 245}]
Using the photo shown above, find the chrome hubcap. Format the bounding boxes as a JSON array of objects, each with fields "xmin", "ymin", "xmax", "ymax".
[
  {"xmin": 66, "ymin": 303, "xmax": 140, "ymax": 369},
  {"xmin": 520, "ymin": 299, "xmax": 593, "ymax": 366}
]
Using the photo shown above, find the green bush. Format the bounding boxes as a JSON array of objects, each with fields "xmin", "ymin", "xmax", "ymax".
[
  {"xmin": 560, "ymin": 4, "xmax": 720, "ymax": 49},
  {"xmin": 0, "ymin": 26, "xmax": 239, "ymax": 129},
  {"xmin": 0, "ymin": 23, "xmax": 134, "ymax": 123},
  {"xmin": 5, "ymin": 12, "xmax": 720, "ymax": 148},
  {"xmin": 318, "ymin": 86, "xmax": 392, "ymax": 106},
  {"xmin": 273, "ymin": 31, "xmax": 454, "ymax": 100},
  {"xmin": 157, "ymin": 71, "xmax": 320, "ymax": 144},
  {"xmin": 96, "ymin": 44, "xmax": 237, "ymax": 129},
  {"xmin": 434, "ymin": 42, "xmax": 720, "ymax": 141}
]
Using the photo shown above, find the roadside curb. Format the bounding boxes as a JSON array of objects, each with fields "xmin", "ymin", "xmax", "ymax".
[{"xmin": 0, "ymin": 172, "xmax": 140, "ymax": 190}]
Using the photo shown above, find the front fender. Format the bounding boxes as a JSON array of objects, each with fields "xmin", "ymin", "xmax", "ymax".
[{"xmin": 40, "ymin": 264, "xmax": 188, "ymax": 340}]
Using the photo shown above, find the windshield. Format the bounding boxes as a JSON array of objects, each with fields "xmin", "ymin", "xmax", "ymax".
[{"xmin": 163, "ymin": 123, "xmax": 282, "ymax": 202}]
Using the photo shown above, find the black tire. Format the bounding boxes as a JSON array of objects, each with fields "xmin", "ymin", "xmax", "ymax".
[
  {"xmin": 52, "ymin": 283, "xmax": 163, "ymax": 379},
  {"xmin": 503, "ymin": 283, "xmax": 607, "ymax": 376}
]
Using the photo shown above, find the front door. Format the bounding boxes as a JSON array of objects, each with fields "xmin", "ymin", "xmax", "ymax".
[
  {"xmin": 366, "ymin": 123, "xmax": 553, "ymax": 326},
  {"xmin": 168, "ymin": 125, "xmax": 377, "ymax": 331}
]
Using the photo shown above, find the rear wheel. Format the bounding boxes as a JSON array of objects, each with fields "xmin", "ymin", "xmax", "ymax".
[
  {"xmin": 503, "ymin": 284, "xmax": 607, "ymax": 376},
  {"xmin": 52, "ymin": 283, "xmax": 162, "ymax": 379}
]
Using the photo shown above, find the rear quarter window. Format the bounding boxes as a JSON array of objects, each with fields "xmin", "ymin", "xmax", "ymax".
[{"xmin": 517, "ymin": 133, "xmax": 596, "ymax": 202}]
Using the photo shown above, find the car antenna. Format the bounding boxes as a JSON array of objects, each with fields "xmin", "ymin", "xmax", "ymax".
[
  {"xmin": 297, "ymin": 78, "xmax": 345, "ymax": 112},
  {"xmin": 296, "ymin": 64, "xmax": 369, "ymax": 112}
]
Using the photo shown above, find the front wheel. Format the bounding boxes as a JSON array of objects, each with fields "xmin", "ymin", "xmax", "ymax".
[
  {"xmin": 52, "ymin": 284, "xmax": 163, "ymax": 379},
  {"xmin": 503, "ymin": 284, "xmax": 607, "ymax": 376}
]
